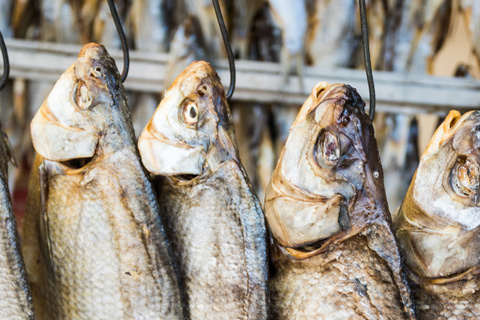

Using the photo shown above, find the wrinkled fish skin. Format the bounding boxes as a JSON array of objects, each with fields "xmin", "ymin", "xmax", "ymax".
[
  {"xmin": 22, "ymin": 43, "xmax": 183, "ymax": 320},
  {"xmin": 0, "ymin": 123, "xmax": 35, "ymax": 319},
  {"xmin": 265, "ymin": 82, "xmax": 416, "ymax": 319},
  {"xmin": 395, "ymin": 110, "xmax": 480, "ymax": 319},
  {"xmin": 138, "ymin": 61, "xmax": 268, "ymax": 320}
]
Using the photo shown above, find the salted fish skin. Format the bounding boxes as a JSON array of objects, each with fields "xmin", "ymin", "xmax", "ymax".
[{"xmin": 157, "ymin": 160, "xmax": 268, "ymax": 320}]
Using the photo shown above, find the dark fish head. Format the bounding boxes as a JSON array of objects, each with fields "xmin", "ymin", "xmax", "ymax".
[
  {"xmin": 30, "ymin": 43, "xmax": 131, "ymax": 166},
  {"xmin": 395, "ymin": 110, "xmax": 480, "ymax": 278},
  {"xmin": 265, "ymin": 82, "xmax": 388, "ymax": 249},
  {"xmin": 138, "ymin": 61, "xmax": 238, "ymax": 178}
]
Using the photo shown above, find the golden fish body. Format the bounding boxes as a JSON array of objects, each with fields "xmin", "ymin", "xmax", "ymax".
[
  {"xmin": 22, "ymin": 43, "xmax": 184, "ymax": 320},
  {"xmin": 265, "ymin": 82, "xmax": 416, "ymax": 319}
]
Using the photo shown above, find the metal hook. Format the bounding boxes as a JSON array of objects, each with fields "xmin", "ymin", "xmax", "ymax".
[
  {"xmin": 359, "ymin": 0, "xmax": 376, "ymax": 121},
  {"xmin": 107, "ymin": 0, "xmax": 129, "ymax": 82},
  {"xmin": 212, "ymin": 0, "xmax": 236, "ymax": 100},
  {"xmin": 0, "ymin": 30, "xmax": 9, "ymax": 91}
]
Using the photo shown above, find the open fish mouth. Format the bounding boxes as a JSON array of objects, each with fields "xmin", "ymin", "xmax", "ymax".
[
  {"xmin": 173, "ymin": 174, "xmax": 200, "ymax": 182},
  {"xmin": 59, "ymin": 156, "xmax": 95, "ymax": 170}
]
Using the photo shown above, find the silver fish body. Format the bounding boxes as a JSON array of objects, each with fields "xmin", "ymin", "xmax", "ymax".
[
  {"xmin": 139, "ymin": 61, "xmax": 269, "ymax": 319},
  {"xmin": 0, "ymin": 125, "xmax": 35, "ymax": 319}
]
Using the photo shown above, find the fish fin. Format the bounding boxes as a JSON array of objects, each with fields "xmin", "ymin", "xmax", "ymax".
[
  {"xmin": 1, "ymin": 130, "xmax": 18, "ymax": 167},
  {"xmin": 366, "ymin": 222, "xmax": 417, "ymax": 319},
  {"xmin": 38, "ymin": 161, "xmax": 55, "ymax": 275}
]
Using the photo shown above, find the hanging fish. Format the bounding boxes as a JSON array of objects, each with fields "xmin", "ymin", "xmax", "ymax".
[
  {"xmin": 164, "ymin": 15, "xmax": 206, "ymax": 90},
  {"xmin": 268, "ymin": 0, "xmax": 307, "ymax": 86},
  {"xmin": 230, "ymin": 0, "xmax": 265, "ymax": 59},
  {"xmin": 138, "ymin": 61, "xmax": 269, "ymax": 320},
  {"xmin": 394, "ymin": 110, "xmax": 480, "ymax": 319},
  {"xmin": 381, "ymin": 114, "xmax": 419, "ymax": 214},
  {"xmin": 0, "ymin": 122, "xmax": 35, "ymax": 319},
  {"xmin": 265, "ymin": 82, "xmax": 416, "ymax": 319},
  {"xmin": 22, "ymin": 43, "xmax": 184, "ymax": 320},
  {"xmin": 306, "ymin": 0, "xmax": 357, "ymax": 68}
]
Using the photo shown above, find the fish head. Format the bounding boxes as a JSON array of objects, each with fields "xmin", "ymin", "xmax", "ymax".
[
  {"xmin": 265, "ymin": 82, "xmax": 387, "ymax": 249},
  {"xmin": 396, "ymin": 110, "xmax": 480, "ymax": 277},
  {"xmin": 31, "ymin": 43, "xmax": 128, "ymax": 165},
  {"xmin": 139, "ymin": 61, "xmax": 237, "ymax": 177}
]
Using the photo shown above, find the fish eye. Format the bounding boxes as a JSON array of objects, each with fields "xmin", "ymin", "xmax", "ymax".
[
  {"xmin": 317, "ymin": 130, "xmax": 340, "ymax": 167},
  {"xmin": 183, "ymin": 101, "xmax": 199, "ymax": 125},
  {"xmin": 74, "ymin": 81, "xmax": 92, "ymax": 110},
  {"xmin": 450, "ymin": 156, "xmax": 480, "ymax": 197}
]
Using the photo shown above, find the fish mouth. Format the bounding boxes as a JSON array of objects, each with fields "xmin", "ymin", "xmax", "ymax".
[
  {"xmin": 59, "ymin": 155, "xmax": 95, "ymax": 170},
  {"xmin": 173, "ymin": 174, "xmax": 200, "ymax": 182}
]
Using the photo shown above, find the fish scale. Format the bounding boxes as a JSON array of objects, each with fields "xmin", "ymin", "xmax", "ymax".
[
  {"xmin": 157, "ymin": 159, "xmax": 267, "ymax": 320},
  {"xmin": 0, "ymin": 172, "xmax": 35, "ymax": 319},
  {"xmin": 271, "ymin": 235, "xmax": 409, "ymax": 319}
]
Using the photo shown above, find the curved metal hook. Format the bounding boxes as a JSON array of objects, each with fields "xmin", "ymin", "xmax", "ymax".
[
  {"xmin": 359, "ymin": 0, "xmax": 376, "ymax": 121},
  {"xmin": 212, "ymin": 0, "xmax": 236, "ymax": 100},
  {"xmin": 0, "ymin": 30, "xmax": 9, "ymax": 91},
  {"xmin": 107, "ymin": 0, "xmax": 129, "ymax": 82}
]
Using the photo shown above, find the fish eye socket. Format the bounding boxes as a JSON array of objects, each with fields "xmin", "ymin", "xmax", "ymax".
[
  {"xmin": 183, "ymin": 102, "xmax": 199, "ymax": 125},
  {"xmin": 74, "ymin": 81, "xmax": 92, "ymax": 110},
  {"xmin": 450, "ymin": 156, "xmax": 480, "ymax": 197},
  {"xmin": 317, "ymin": 130, "xmax": 340, "ymax": 167}
]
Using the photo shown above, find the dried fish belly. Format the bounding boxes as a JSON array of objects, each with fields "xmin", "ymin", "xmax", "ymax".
[
  {"xmin": 138, "ymin": 61, "xmax": 269, "ymax": 320},
  {"xmin": 23, "ymin": 43, "xmax": 183, "ymax": 320},
  {"xmin": 395, "ymin": 110, "xmax": 480, "ymax": 319},
  {"xmin": 265, "ymin": 82, "xmax": 416, "ymax": 319}
]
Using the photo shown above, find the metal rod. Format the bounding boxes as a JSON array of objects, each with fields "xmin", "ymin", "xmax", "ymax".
[
  {"xmin": 0, "ymin": 30, "xmax": 9, "ymax": 91},
  {"xmin": 359, "ymin": 0, "xmax": 376, "ymax": 120},
  {"xmin": 107, "ymin": 0, "xmax": 129, "ymax": 82},
  {"xmin": 212, "ymin": 0, "xmax": 236, "ymax": 100}
]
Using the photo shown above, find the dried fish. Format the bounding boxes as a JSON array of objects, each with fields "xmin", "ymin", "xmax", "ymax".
[
  {"xmin": 265, "ymin": 82, "xmax": 416, "ymax": 319},
  {"xmin": 0, "ymin": 121, "xmax": 35, "ymax": 319},
  {"xmin": 138, "ymin": 61, "xmax": 269, "ymax": 319},
  {"xmin": 23, "ymin": 43, "xmax": 184, "ymax": 320},
  {"xmin": 395, "ymin": 110, "xmax": 480, "ymax": 319}
]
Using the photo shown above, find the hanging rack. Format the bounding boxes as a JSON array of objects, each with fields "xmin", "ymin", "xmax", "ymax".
[
  {"xmin": 107, "ymin": 0, "xmax": 129, "ymax": 82},
  {"xmin": 0, "ymin": 30, "xmax": 9, "ymax": 91},
  {"xmin": 212, "ymin": 0, "xmax": 236, "ymax": 101},
  {"xmin": 359, "ymin": 0, "xmax": 376, "ymax": 121}
]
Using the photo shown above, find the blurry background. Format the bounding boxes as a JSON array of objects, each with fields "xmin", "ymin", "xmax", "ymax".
[{"xmin": 0, "ymin": 0, "xmax": 479, "ymax": 227}]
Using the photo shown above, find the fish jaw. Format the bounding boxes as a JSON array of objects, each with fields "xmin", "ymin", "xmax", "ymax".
[
  {"xmin": 395, "ymin": 110, "xmax": 480, "ymax": 278},
  {"xmin": 139, "ymin": 61, "xmax": 238, "ymax": 177},
  {"xmin": 138, "ymin": 125, "xmax": 204, "ymax": 175},
  {"xmin": 265, "ymin": 82, "xmax": 390, "ymax": 249}
]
